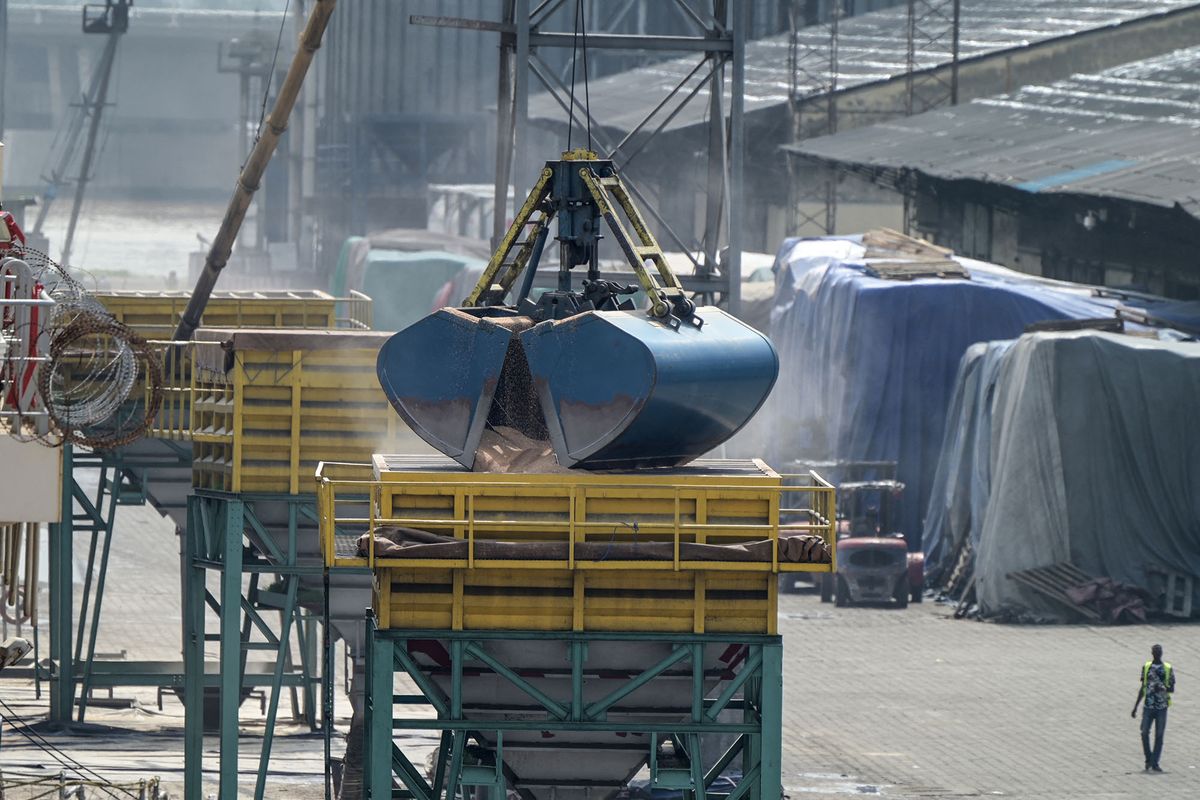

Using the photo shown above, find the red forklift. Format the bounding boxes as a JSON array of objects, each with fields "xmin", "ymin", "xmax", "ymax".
[
  {"xmin": 781, "ymin": 462, "xmax": 923, "ymax": 607},
  {"xmin": 819, "ymin": 476, "xmax": 923, "ymax": 608}
]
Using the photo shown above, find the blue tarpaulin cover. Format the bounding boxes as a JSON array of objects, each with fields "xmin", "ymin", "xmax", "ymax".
[{"xmin": 745, "ymin": 235, "xmax": 1152, "ymax": 547}]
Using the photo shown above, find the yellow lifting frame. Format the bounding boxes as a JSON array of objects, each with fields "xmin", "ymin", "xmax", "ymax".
[
  {"xmin": 463, "ymin": 166, "xmax": 554, "ymax": 307},
  {"xmin": 577, "ymin": 166, "xmax": 689, "ymax": 319},
  {"xmin": 460, "ymin": 152, "xmax": 697, "ymax": 326}
]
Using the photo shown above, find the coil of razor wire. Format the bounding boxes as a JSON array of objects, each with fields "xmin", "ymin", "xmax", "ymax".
[{"xmin": 4, "ymin": 246, "xmax": 163, "ymax": 449}]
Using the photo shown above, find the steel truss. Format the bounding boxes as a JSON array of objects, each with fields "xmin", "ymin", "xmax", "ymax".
[
  {"xmin": 182, "ymin": 491, "xmax": 324, "ymax": 800},
  {"xmin": 41, "ymin": 441, "xmax": 330, "ymax": 799},
  {"xmin": 363, "ymin": 619, "xmax": 783, "ymax": 800},
  {"xmin": 417, "ymin": 0, "xmax": 747, "ymax": 313},
  {"xmin": 787, "ymin": 0, "xmax": 962, "ymax": 237},
  {"xmin": 787, "ymin": 0, "xmax": 840, "ymax": 235},
  {"xmin": 902, "ymin": 0, "xmax": 960, "ymax": 232},
  {"xmin": 905, "ymin": 0, "xmax": 961, "ymax": 115}
]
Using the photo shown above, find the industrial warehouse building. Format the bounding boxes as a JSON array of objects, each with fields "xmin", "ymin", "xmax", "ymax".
[
  {"xmin": 532, "ymin": 0, "xmax": 1200, "ymax": 252},
  {"xmin": 788, "ymin": 46, "xmax": 1200, "ymax": 299}
]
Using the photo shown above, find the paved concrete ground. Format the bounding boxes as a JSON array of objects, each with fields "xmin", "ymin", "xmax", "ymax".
[
  {"xmin": 776, "ymin": 591, "xmax": 1199, "ymax": 799},
  {"xmin": 2, "ymin": 479, "xmax": 1196, "ymax": 798}
]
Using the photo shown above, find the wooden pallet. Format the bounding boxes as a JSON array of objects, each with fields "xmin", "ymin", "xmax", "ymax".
[
  {"xmin": 861, "ymin": 228, "xmax": 969, "ymax": 281},
  {"xmin": 1007, "ymin": 562, "xmax": 1101, "ymax": 622}
]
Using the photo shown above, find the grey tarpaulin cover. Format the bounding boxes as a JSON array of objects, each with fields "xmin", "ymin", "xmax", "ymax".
[
  {"xmin": 932, "ymin": 331, "xmax": 1200, "ymax": 619},
  {"xmin": 922, "ymin": 340, "xmax": 1015, "ymax": 583}
]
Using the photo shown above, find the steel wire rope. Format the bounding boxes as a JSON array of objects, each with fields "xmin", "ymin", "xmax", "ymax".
[
  {"xmin": 595, "ymin": 520, "xmax": 638, "ymax": 562},
  {"xmin": 250, "ymin": 0, "xmax": 294, "ymax": 160},
  {"xmin": 0, "ymin": 698, "xmax": 136, "ymax": 799},
  {"xmin": 566, "ymin": 0, "xmax": 580, "ymax": 149},
  {"xmin": 580, "ymin": 0, "xmax": 592, "ymax": 151},
  {"xmin": 565, "ymin": 0, "xmax": 595, "ymax": 152}
]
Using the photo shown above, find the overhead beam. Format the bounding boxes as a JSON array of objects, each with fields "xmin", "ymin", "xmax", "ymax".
[{"xmin": 411, "ymin": 16, "xmax": 732, "ymax": 52}]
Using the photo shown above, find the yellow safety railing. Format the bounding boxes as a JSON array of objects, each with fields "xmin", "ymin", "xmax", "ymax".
[
  {"xmin": 143, "ymin": 339, "xmax": 225, "ymax": 441},
  {"xmin": 96, "ymin": 289, "xmax": 375, "ymax": 339},
  {"xmin": 315, "ymin": 462, "xmax": 836, "ymax": 574},
  {"xmin": 336, "ymin": 290, "xmax": 373, "ymax": 330}
]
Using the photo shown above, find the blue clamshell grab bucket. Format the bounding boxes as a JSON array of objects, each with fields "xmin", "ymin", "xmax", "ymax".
[{"xmin": 377, "ymin": 305, "xmax": 778, "ymax": 471}]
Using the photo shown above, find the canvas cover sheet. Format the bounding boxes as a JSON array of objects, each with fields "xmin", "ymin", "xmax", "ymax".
[
  {"xmin": 922, "ymin": 339, "xmax": 1014, "ymax": 583},
  {"xmin": 959, "ymin": 331, "xmax": 1200, "ymax": 618},
  {"xmin": 746, "ymin": 236, "xmax": 1130, "ymax": 546}
]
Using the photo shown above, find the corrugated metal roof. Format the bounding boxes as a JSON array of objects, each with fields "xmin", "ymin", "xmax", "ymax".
[
  {"xmin": 527, "ymin": 0, "xmax": 1200, "ymax": 136},
  {"xmin": 787, "ymin": 47, "xmax": 1200, "ymax": 217}
]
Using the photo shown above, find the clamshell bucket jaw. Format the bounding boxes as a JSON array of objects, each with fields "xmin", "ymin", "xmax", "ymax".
[
  {"xmin": 521, "ymin": 307, "xmax": 778, "ymax": 469},
  {"xmin": 376, "ymin": 307, "xmax": 522, "ymax": 468},
  {"xmin": 378, "ymin": 306, "xmax": 777, "ymax": 471}
]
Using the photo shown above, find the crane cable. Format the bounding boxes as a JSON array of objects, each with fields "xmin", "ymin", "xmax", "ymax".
[
  {"xmin": 0, "ymin": 696, "xmax": 136, "ymax": 799},
  {"xmin": 565, "ymin": 0, "xmax": 593, "ymax": 152}
]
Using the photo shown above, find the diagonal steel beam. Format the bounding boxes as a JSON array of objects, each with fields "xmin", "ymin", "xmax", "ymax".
[
  {"xmin": 465, "ymin": 642, "xmax": 569, "ymax": 720},
  {"xmin": 393, "ymin": 644, "xmax": 450, "ymax": 717},
  {"xmin": 705, "ymin": 648, "xmax": 763, "ymax": 722},
  {"xmin": 585, "ymin": 645, "xmax": 691, "ymax": 720},
  {"xmin": 391, "ymin": 742, "xmax": 433, "ymax": 800},
  {"xmin": 527, "ymin": 57, "xmax": 704, "ymax": 269}
]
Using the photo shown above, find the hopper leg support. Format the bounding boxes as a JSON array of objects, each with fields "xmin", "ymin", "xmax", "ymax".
[
  {"xmin": 183, "ymin": 496, "xmax": 206, "ymax": 800},
  {"xmin": 365, "ymin": 614, "xmax": 393, "ymax": 800},
  {"xmin": 48, "ymin": 446, "xmax": 74, "ymax": 724},
  {"xmin": 757, "ymin": 642, "xmax": 783, "ymax": 800},
  {"xmin": 183, "ymin": 492, "xmax": 326, "ymax": 799},
  {"xmin": 361, "ymin": 628, "xmax": 784, "ymax": 800},
  {"xmin": 218, "ymin": 497, "xmax": 245, "ymax": 800}
]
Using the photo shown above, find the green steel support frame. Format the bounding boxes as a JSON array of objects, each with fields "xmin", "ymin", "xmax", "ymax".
[
  {"xmin": 363, "ymin": 618, "xmax": 783, "ymax": 800},
  {"xmin": 48, "ymin": 446, "xmax": 75, "ymax": 723},
  {"xmin": 183, "ymin": 490, "xmax": 325, "ymax": 800},
  {"xmin": 47, "ymin": 442, "xmax": 194, "ymax": 724}
]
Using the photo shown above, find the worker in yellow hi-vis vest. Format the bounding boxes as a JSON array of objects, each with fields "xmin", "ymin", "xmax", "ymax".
[{"xmin": 1131, "ymin": 644, "xmax": 1176, "ymax": 772}]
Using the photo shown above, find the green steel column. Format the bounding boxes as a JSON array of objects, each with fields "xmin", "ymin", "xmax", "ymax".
[
  {"xmin": 365, "ymin": 619, "xmax": 393, "ymax": 799},
  {"xmin": 570, "ymin": 641, "xmax": 585, "ymax": 721},
  {"xmin": 322, "ymin": 569, "xmax": 333, "ymax": 800},
  {"xmin": 758, "ymin": 641, "xmax": 783, "ymax": 800},
  {"xmin": 48, "ymin": 445, "xmax": 74, "ymax": 723},
  {"xmin": 743, "ymin": 659, "xmax": 761, "ymax": 800},
  {"xmin": 184, "ymin": 496, "xmax": 206, "ymax": 799},
  {"xmin": 219, "ymin": 497, "xmax": 245, "ymax": 800}
]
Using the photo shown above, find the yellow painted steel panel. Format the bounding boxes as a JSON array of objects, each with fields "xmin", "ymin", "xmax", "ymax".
[
  {"xmin": 323, "ymin": 462, "xmax": 837, "ymax": 633},
  {"xmin": 188, "ymin": 340, "xmax": 399, "ymax": 493},
  {"xmin": 95, "ymin": 290, "xmax": 360, "ymax": 340}
]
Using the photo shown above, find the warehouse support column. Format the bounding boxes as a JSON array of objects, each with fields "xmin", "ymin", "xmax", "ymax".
[
  {"xmin": 48, "ymin": 445, "xmax": 75, "ymax": 723},
  {"xmin": 512, "ymin": 0, "xmax": 530, "ymax": 210},
  {"xmin": 219, "ymin": 498, "xmax": 245, "ymax": 799}
]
